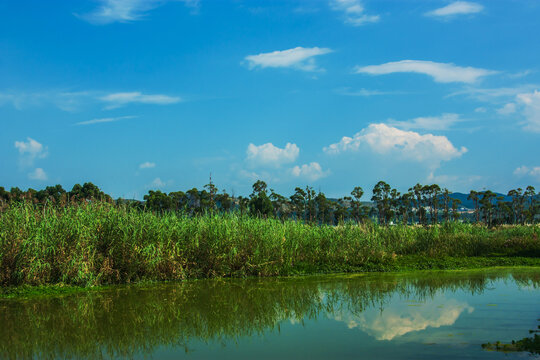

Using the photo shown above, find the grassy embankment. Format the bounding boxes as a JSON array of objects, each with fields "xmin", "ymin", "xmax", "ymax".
[{"xmin": 0, "ymin": 202, "xmax": 539, "ymax": 294}]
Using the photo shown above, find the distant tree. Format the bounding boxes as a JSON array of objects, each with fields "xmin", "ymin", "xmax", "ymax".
[
  {"xmin": 372, "ymin": 181, "xmax": 392, "ymax": 225},
  {"xmin": 350, "ymin": 186, "xmax": 365, "ymax": 223},
  {"xmin": 451, "ymin": 198, "xmax": 462, "ymax": 221},
  {"xmin": 290, "ymin": 187, "xmax": 307, "ymax": 221},
  {"xmin": 468, "ymin": 190, "xmax": 480, "ymax": 223},
  {"xmin": 249, "ymin": 180, "xmax": 273, "ymax": 217},
  {"xmin": 315, "ymin": 191, "xmax": 331, "ymax": 224},
  {"xmin": 508, "ymin": 188, "xmax": 525, "ymax": 224},
  {"xmin": 409, "ymin": 183, "xmax": 425, "ymax": 225},
  {"xmin": 442, "ymin": 188, "xmax": 451, "ymax": 222},
  {"xmin": 479, "ymin": 190, "xmax": 496, "ymax": 226},
  {"xmin": 144, "ymin": 190, "xmax": 173, "ymax": 212}
]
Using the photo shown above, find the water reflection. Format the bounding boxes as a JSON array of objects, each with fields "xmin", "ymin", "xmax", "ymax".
[
  {"xmin": 333, "ymin": 296, "xmax": 474, "ymax": 340},
  {"xmin": 0, "ymin": 269, "xmax": 538, "ymax": 359}
]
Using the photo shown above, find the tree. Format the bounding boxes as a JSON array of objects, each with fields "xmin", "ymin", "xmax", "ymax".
[
  {"xmin": 144, "ymin": 190, "xmax": 172, "ymax": 212},
  {"xmin": 442, "ymin": 188, "xmax": 451, "ymax": 222},
  {"xmin": 409, "ymin": 183, "xmax": 426, "ymax": 225},
  {"xmin": 350, "ymin": 186, "xmax": 365, "ymax": 223},
  {"xmin": 249, "ymin": 180, "xmax": 273, "ymax": 217},
  {"xmin": 468, "ymin": 190, "xmax": 480, "ymax": 223},
  {"xmin": 290, "ymin": 187, "xmax": 307, "ymax": 221},
  {"xmin": 479, "ymin": 190, "xmax": 496, "ymax": 227},
  {"xmin": 451, "ymin": 198, "xmax": 462, "ymax": 221},
  {"xmin": 372, "ymin": 181, "xmax": 392, "ymax": 225},
  {"xmin": 508, "ymin": 188, "xmax": 524, "ymax": 224}
]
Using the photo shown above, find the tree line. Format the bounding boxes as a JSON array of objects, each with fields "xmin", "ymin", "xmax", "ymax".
[{"xmin": 0, "ymin": 180, "xmax": 538, "ymax": 226}]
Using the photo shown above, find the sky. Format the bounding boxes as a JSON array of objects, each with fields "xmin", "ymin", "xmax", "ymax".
[{"xmin": 1, "ymin": 0, "xmax": 539, "ymax": 199}]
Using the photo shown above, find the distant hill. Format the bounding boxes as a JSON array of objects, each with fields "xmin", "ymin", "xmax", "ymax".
[{"xmin": 447, "ymin": 192, "xmax": 512, "ymax": 209}]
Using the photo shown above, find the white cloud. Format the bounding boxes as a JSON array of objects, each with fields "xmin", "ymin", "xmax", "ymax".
[
  {"xmin": 496, "ymin": 103, "xmax": 516, "ymax": 115},
  {"xmin": 244, "ymin": 47, "xmax": 332, "ymax": 72},
  {"xmin": 79, "ymin": 0, "xmax": 199, "ymax": 25},
  {"xmin": 387, "ymin": 113, "xmax": 462, "ymax": 131},
  {"xmin": 28, "ymin": 168, "xmax": 48, "ymax": 181},
  {"xmin": 246, "ymin": 142, "xmax": 300, "ymax": 167},
  {"xmin": 75, "ymin": 115, "xmax": 137, "ymax": 126},
  {"xmin": 14, "ymin": 137, "xmax": 48, "ymax": 166},
  {"xmin": 425, "ymin": 1, "xmax": 484, "ymax": 18},
  {"xmin": 147, "ymin": 177, "xmax": 173, "ymax": 189},
  {"xmin": 139, "ymin": 161, "xmax": 156, "ymax": 169},
  {"xmin": 291, "ymin": 162, "xmax": 329, "ymax": 181},
  {"xmin": 516, "ymin": 90, "xmax": 540, "ymax": 132},
  {"xmin": 323, "ymin": 123, "xmax": 467, "ymax": 167},
  {"xmin": 355, "ymin": 60, "xmax": 495, "ymax": 84},
  {"xmin": 330, "ymin": 0, "xmax": 380, "ymax": 26},
  {"xmin": 335, "ymin": 298, "xmax": 474, "ymax": 341},
  {"xmin": 474, "ymin": 107, "xmax": 487, "ymax": 113},
  {"xmin": 514, "ymin": 165, "xmax": 540, "ymax": 181},
  {"xmin": 99, "ymin": 92, "xmax": 181, "ymax": 109}
]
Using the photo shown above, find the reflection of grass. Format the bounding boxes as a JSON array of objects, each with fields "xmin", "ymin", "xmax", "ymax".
[
  {"xmin": 0, "ymin": 269, "xmax": 537, "ymax": 359},
  {"xmin": 1, "ymin": 202, "xmax": 539, "ymax": 288},
  {"xmin": 482, "ymin": 320, "xmax": 540, "ymax": 355}
]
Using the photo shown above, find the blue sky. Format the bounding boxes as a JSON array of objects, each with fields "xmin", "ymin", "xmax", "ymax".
[{"xmin": 1, "ymin": 0, "xmax": 539, "ymax": 199}]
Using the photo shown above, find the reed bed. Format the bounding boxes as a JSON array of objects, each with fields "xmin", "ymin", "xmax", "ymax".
[{"xmin": 0, "ymin": 202, "xmax": 539, "ymax": 287}]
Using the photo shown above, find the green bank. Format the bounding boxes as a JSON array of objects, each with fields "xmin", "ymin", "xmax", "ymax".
[{"xmin": 1, "ymin": 202, "xmax": 539, "ymax": 291}]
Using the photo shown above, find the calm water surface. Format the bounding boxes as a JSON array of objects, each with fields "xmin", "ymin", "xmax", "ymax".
[{"xmin": 1, "ymin": 268, "xmax": 539, "ymax": 359}]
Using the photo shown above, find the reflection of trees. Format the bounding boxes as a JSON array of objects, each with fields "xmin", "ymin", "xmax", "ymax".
[{"xmin": 0, "ymin": 269, "xmax": 538, "ymax": 359}]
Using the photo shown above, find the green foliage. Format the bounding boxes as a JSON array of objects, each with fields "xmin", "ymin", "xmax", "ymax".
[{"xmin": 0, "ymin": 202, "xmax": 539, "ymax": 287}]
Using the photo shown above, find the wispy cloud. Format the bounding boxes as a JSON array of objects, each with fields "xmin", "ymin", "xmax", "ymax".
[
  {"xmin": 28, "ymin": 168, "xmax": 48, "ymax": 181},
  {"xmin": 78, "ymin": 0, "xmax": 200, "ymax": 25},
  {"xmin": 425, "ymin": 1, "xmax": 484, "ymax": 19},
  {"xmin": 14, "ymin": 137, "xmax": 48, "ymax": 167},
  {"xmin": 448, "ymin": 84, "xmax": 540, "ymax": 101},
  {"xmin": 496, "ymin": 103, "xmax": 516, "ymax": 115},
  {"xmin": 139, "ymin": 161, "xmax": 156, "ymax": 169},
  {"xmin": 516, "ymin": 90, "xmax": 540, "ymax": 132},
  {"xmin": 246, "ymin": 142, "xmax": 300, "ymax": 167},
  {"xmin": 99, "ymin": 92, "xmax": 181, "ymax": 109},
  {"xmin": 291, "ymin": 162, "xmax": 329, "ymax": 181},
  {"xmin": 387, "ymin": 113, "xmax": 462, "ymax": 131},
  {"xmin": 334, "ymin": 87, "xmax": 401, "ymax": 97},
  {"xmin": 355, "ymin": 60, "xmax": 495, "ymax": 83},
  {"xmin": 244, "ymin": 47, "xmax": 332, "ymax": 72},
  {"xmin": 75, "ymin": 115, "xmax": 137, "ymax": 126},
  {"xmin": 330, "ymin": 0, "xmax": 379, "ymax": 26},
  {"xmin": 324, "ymin": 123, "xmax": 467, "ymax": 168}
]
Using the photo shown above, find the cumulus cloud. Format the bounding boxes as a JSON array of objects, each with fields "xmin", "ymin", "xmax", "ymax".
[
  {"xmin": 516, "ymin": 90, "xmax": 540, "ymax": 132},
  {"xmin": 75, "ymin": 115, "xmax": 137, "ymax": 126},
  {"xmin": 329, "ymin": 0, "xmax": 379, "ymax": 26},
  {"xmin": 291, "ymin": 162, "xmax": 329, "ymax": 181},
  {"xmin": 323, "ymin": 123, "xmax": 467, "ymax": 167},
  {"xmin": 426, "ymin": 1, "xmax": 484, "ymax": 18},
  {"xmin": 139, "ymin": 161, "xmax": 156, "ymax": 169},
  {"xmin": 14, "ymin": 137, "xmax": 48, "ymax": 166},
  {"xmin": 246, "ymin": 142, "xmax": 300, "ymax": 167},
  {"xmin": 387, "ymin": 113, "xmax": 462, "ymax": 131},
  {"xmin": 28, "ymin": 168, "xmax": 48, "ymax": 181},
  {"xmin": 78, "ymin": 0, "xmax": 199, "ymax": 25},
  {"xmin": 99, "ymin": 92, "xmax": 181, "ymax": 109},
  {"xmin": 514, "ymin": 165, "xmax": 540, "ymax": 181},
  {"xmin": 244, "ymin": 47, "xmax": 332, "ymax": 72},
  {"xmin": 355, "ymin": 60, "xmax": 495, "ymax": 84}
]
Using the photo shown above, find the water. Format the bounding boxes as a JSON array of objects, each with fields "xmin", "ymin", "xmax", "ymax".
[{"xmin": 0, "ymin": 268, "xmax": 538, "ymax": 359}]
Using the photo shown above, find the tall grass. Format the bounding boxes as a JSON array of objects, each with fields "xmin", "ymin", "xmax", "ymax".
[{"xmin": 1, "ymin": 202, "xmax": 539, "ymax": 286}]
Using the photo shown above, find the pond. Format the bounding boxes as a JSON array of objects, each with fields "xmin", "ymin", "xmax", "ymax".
[{"xmin": 0, "ymin": 268, "xmax": 539, "ymax": 359}]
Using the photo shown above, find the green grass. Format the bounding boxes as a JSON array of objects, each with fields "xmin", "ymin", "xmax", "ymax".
[{"xmin": 1, "ymin": 202, "xmax": 539, "ymax": 288}]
